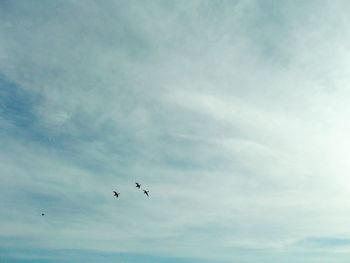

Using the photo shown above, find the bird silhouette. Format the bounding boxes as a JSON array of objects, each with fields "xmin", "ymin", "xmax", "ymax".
[
  {"xmin": 135, "ymin": 182, "xmax": 141, "ymax": 189},
  {"xmin": 41, "ymin": 213, "xmax": 45, "ymax": 216},
  {"xmin": 143, "ymin": 190, "xmax": 149, "ymax": 197},
  {"xmin": 113, "ymin": 191, "xmax": 120, "ymax": 198}
]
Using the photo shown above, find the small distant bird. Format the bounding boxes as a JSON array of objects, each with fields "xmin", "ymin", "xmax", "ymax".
[
  {"xmin": 143, "ymin": 190, "xmax": 149, "ymax": 197},
  {"xmin": 41, "ymin": 213, "xmax": 45, "ymax": 216},
  {"xmin": 113, "ymin": 191, "xmax": 120, "ymax": 198},
  {"xmin": 135, "ymin": 182, "xmax": 141, "ymax": 189}
]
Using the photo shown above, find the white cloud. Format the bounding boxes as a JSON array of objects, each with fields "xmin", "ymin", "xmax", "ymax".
[{"xmin": 2, "ymin": 0, "xmax": 350, "ymax": 262}]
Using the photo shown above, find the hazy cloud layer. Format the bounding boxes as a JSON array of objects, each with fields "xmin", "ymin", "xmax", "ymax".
[{"xmin": 1, "ymin": 1, "xmax": 350, "ymax": 262}]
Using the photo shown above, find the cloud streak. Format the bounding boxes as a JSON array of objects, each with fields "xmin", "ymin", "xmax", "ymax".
[{"xmin": 2, "ymin": 0, "xmax": 350, "ymax": 262}]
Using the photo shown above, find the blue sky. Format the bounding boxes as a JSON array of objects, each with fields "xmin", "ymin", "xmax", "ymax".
[{"xmin": 2, "ymin": 0, "xmax": 350, "ymax": 262}]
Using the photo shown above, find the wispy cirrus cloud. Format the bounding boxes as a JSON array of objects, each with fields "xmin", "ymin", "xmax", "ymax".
[{"xmin": 2, "ymin": 0, "xmax": 350, "ymax": 262}]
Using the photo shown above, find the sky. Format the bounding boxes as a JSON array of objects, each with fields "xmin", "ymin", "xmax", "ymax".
[{"xmin": 1, "ymin": 0, "xmax": 350, "ymax": 262}]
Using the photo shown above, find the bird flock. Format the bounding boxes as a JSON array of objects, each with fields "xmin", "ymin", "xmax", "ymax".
[
  {"xmin": 114, "ymin": 182, "xmax": 149, "ymax": 199},
  {"xmin": 41, "ymin": 182, "xmax": 149, "ymax": 216}
]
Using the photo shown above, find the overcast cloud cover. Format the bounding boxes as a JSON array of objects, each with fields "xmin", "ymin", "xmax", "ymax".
[{"xmin": 1, "ymin": 0, "xmax": 350, "ymax": 262}]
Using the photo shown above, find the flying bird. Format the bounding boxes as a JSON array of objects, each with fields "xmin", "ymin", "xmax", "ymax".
[
  {"xmin": 143, "ymin": 190, "xmax": 149, "ymax": 197},
  {"xmin": 135, "ymin": 182, "xmax": 141, "ymax": 189},
  {"xmin": 113, "ymin": 191, "xmax": 120, "ymax": 198},
  {"xmin": 41, "ymin": 213, "xmax": 45, "ymax": 216}
]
